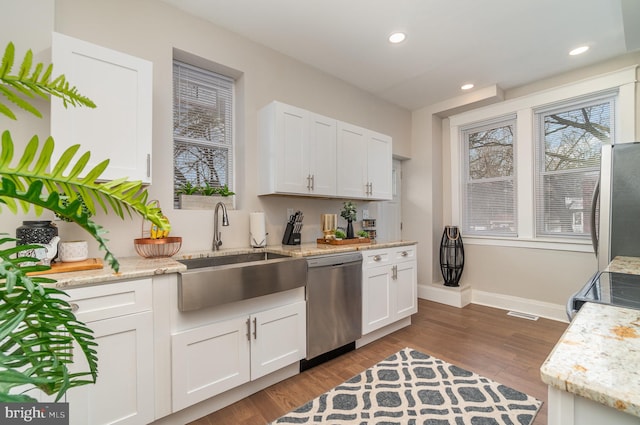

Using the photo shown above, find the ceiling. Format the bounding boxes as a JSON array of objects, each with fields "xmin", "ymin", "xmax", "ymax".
[{"xmin": 160, "ymin": 0, "xmax": 640, "ymax": 111}]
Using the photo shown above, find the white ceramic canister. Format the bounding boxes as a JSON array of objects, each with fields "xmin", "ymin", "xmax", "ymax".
[{"xmin": 58, "ymin": 240, "xmax": 89, "ymax": 262}]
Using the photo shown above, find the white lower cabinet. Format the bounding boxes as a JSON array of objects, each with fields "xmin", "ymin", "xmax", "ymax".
[
  {"xmin": 171, "ymin": 301, "xmax": 306, "ymax": 411},
  {"xmin": 362, "ymin": 246, "xmax": 417, "ymax": 335},
  {"xmin": 65, "ymin": 279, "xmax": 154, "ymax": 425}
]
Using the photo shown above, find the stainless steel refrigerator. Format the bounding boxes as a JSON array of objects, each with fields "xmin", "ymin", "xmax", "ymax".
[
  {"xmin": 568, "ymin": 142, "xmax": 640, "ymax": 319},
  {"xmin": 594, "ymin": 142, "xmax": 640, "ymax": 270}
]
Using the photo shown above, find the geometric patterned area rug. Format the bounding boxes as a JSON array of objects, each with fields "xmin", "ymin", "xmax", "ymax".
[{"xmin": 271, "ymin": 347, "xmax": 541, "ymax": 425}]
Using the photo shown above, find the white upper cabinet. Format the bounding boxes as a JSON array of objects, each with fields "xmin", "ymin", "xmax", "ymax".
[
  {"xmin": 337, "ymin": 123, "xmax": 392, "ymax": 200},
  {"xmin": 259, "ymin": 101, "xmax": 392, "ymax": 200},
  {"xmin": 51, "ymin": 32, "xmax": 153, "ymax": 183},
  {"xmin": 259, "ymin": 101, "xmax": 336, "ymax": 196}
]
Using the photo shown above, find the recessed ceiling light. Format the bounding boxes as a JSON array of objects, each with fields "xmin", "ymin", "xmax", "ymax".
[
  {"xmin": 461, "ymin": 83, "xmax": 474, "ymax": 90},
  {"xmin": 569, "ymin": 45, "xmax": 589, "ymax": 56},
  {"xmin": 388, "ymin": 32, "xmax": 406, "ymax": 44}
]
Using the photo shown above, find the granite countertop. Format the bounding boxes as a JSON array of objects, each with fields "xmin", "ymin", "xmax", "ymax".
[
  {"xmin": 540, "ymin": 302, "xmax": 640, "ymax": 418},
  {"xmin": 605, "ymin": 256, "xmax": 640, "ymax": 275},
  {"xmin": 46, "ymin": 240, "xmax": 417, "ymax": 288}
]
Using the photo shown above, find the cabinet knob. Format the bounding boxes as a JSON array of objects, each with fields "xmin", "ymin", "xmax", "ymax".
[
  {"xmin": 400, "ymin": 251, "xmax": 408, "ymax": 257},
  {"xmin": 373, "ymin": 255, "xmax": 382, "ymax": 262},
  {"xmin": 70, "ymin": 303, "xmax": 80, "ymax": 312}
]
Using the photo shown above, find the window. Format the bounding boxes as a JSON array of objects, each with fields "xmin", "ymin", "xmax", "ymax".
[
  {"xmin": 173, "ymin": 60, "xmax": 234, "ymax": 207},
  {"xmin": 535, "ymin": 94, "xmax": 615, "ymax": 238},
  {"xmin": 449, "ymin": 67, "xmax": 633, "ymax": 251},
  {"xmin": 462, "ymin": 117, "xmax": 517, "ymax": 236}
]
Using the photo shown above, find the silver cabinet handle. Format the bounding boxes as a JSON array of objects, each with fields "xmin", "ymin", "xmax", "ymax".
[
  {"xmin": 311, "ymin": 174, "xmax": 315, "ymax": 190},
  {"xmin": 400, "ymin": 251, "xmax": 408, "ymax": 257},
  {"xmin": 306, "ymin": 174, "xmax": 312, "ymax": 190},
  {"xmin": 246, "ymin": 318, "xmax": 251, "ymax": 341},
  {"xmin": 253, "ymin": 317, "xmax": 258, "ymax": 339},
  {"xmin": 146, "ymin": 154, "xmax": 151, "ymax": 178},
  {"xmin": 369, "ymin": 182, "xmax": 373, "ymax": 195},
  {"xmin": 373, "ymin": 255, "xmax": 382, "ymax": 262},
  {"xmin": 392, "ymin": 265, "xmax": 398, "ymax": 279},
  {"xmin": 70, "ymin": 303, "xmax": 79, "ymax": 312}
]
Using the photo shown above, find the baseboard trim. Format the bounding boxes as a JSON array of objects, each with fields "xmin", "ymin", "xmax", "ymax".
[
  {"xmin": 419, "ymin": 282, "xmax": 568, "ymax": 323},
  {"xmin": 472, "ymin": 290, "xmax": 568, "ymax": 323},
  {"xmin": 418, "ymin": 282, "xmax": 472, "ymax": 308}
]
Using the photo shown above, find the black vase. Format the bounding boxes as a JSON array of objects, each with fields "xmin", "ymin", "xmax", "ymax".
[
  {"xmin": 16, "ymin": 220, "xmax": 58, "ymax": 245},
  {"xmin": 439, "ymin": 225, "xmax": 464, "ymax": 287},
  {"xmin": 346, "ymin": 220, "xmax": 354, "ymax": 239}
]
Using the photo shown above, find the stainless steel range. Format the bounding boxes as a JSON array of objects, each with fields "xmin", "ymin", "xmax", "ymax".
[{"xmin": 568, "ymin": 271, "xmax": 640, "ymax": 319}]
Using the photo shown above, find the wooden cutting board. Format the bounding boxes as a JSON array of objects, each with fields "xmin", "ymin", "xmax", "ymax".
[
  {"xmin": 317, "ymin": 238, "xmax": 371, "ymax": 245},
  {"xmin": 27, "ymin": 258, "xmax": 104, "ymax": 276}
]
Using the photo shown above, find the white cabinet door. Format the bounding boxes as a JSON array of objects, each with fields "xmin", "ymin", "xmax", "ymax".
[
  {"xmin": 337, "ymin": 123, "xmax": 392, "ymax": 200},
  {"xmin": 171, "ymin": 318, "xmax": 250, "ymax": 412},
  {"xmin": 362, "ymin": 246, "xmax": 417, "ymax": 335},
  {"xmin": 308, "ymin": 113, "xmax": 337, "ymax": 196},
  {"xmin": 394, "ymin": 260, "xmax": 418, "ymax": 319},
  {"xmin": 68, "ymin": 311, "xmax": 155, "ymax": 425},
  {"xmin": 367, "ymin": 131, "xmax": 393, "ymax": 200},
  {"xmin": 274, "ymin": 103, "xmax": 309, "ymax": 194},
  {"xmin": 51, "ymin": 32, "xmax": 153, "ymax": 183},
  {"xmin": 250, "ymin": 301, "xmax": 306, "ymax": 380},
  {"xmin": 337, "ymin": 122, "xmax": 368, "ymax": 198},
  {"xmin": 362, "ymin": 265, "xmax": 393, "ymax": 335},
  {"xmin": 259, "ymin": 102, "xmax": 336, "ymax": 196}
]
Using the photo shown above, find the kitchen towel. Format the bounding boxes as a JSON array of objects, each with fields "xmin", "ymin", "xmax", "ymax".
[{"xmin": 250, "ymin": 212, "xmax": 266, "ymax": 247}]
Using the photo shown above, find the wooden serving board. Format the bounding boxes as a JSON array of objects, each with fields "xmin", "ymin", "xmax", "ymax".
[
  {"xmin": 317, "ymin": 238, "xmax": 371, "ymax": 246},
  {"xmin": 27, "ymin": 258, "xmax": 104, "ymax": 276}
]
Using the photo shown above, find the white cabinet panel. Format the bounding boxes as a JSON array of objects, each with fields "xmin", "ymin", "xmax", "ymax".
[
  {"xmin": 171, "ymin": 318, "xmax": 250, "ymax": 412},
  {"xmin": 251, "ymin": 301, "xmax": 306, "ymax": 380},
  {"xmin": 65, "ymin": 279, "xmax": 154, "ymax": 425},
  {"xmin": 170, "ymin": 300, "xmax": 306, "ymax": 411},
  {"xmin": 51, "ymin": 32, "xmax": 152, "ymax": 183},
  {"xmin": 362, "ymin": 246, "xmax": 418, "ymax": 335},
  {"xmin": 259, "ymin": 101, "xmax": 336, "ymax": 196}
]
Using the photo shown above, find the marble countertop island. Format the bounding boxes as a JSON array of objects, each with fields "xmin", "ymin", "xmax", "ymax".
[
  {"xmin": 45, "ymin": 240, "xmax": 417, "ymax": 288},
  {"xmin": 540, "ymin": 301, "xmax": 640, "ymax": 418}
]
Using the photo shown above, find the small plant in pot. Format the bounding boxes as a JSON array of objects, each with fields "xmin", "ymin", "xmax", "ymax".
[
  {"xmin": 340, "ymin": 201, "xmax": 357, "ymax": 239},
  {"xmin": 177, "ymin": 181, "xmax": 235, "ymax": 210}
]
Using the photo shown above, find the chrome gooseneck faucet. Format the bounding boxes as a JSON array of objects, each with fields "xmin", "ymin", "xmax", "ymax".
[{"xmin": 213, "ymin": 202, "xmax": 229, "ymax": 251}]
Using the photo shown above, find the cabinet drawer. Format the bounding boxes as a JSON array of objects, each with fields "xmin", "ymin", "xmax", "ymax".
[
  {"xmin": 393, "ymin": 246, "xmax": 416, "ymax": 261},
  {"xmin": 66, "ymin": 278, "xmax": 152, "ymax": 322},
  {"xmin": 363, "ymin": 249, "xmax": 390, "ymax": 267}
]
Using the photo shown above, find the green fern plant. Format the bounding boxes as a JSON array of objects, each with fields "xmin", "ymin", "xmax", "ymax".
[{"xmin": 0, "ymin": 41, "xmax": 169, "ymax": 402}]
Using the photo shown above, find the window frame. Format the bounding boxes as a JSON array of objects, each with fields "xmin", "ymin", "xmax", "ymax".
[
  {"xmin": 461, "ymin": 115, "xmax": 518, "ymax": 237},
  {"xmin": 533, "ymin": 92, "xmax": 616, "ymax": 240},
  {"xmin": 173, "ymin": 60, "xmax": 235, "ymax": 208},
  {"xmin": 448, "ymin": 67, "xmax": 636, "ymax": 252}
]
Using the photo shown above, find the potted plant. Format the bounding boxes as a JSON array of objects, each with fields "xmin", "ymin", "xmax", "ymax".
[
  {"xmin": 0, "ymin": 42, "xmax": 169, "ymax": 402},
  {"xmin": 340, "ymin": 201, "xmax": 357, "ymax": 239},
  {"xmin": 177, "ymin": 181, "xmax": 235, "ymax": 210}
]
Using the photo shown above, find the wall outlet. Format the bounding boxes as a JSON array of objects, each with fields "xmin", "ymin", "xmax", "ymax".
[
  {"xmin": 287, "ymin": 208, "xmax": 294, "ymax": 221},
  {"xmin": 362, "ymin": 209, "xmax": 369, "ymax": 219}
]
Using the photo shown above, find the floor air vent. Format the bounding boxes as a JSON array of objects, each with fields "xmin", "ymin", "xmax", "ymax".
[{"xmin": 507, "ymin": 311, "xmax": 539, "ymax": 321}]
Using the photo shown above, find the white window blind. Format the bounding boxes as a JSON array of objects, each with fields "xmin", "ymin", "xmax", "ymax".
[
  {"xmin": 173, "ymin": 60, "xmax": 234, "ymax": 206},
  {"xmin": 534, "ymin": 93, "xmax": 616, "ymax": 238},
  {"xmin": 462, "ymin": 117, "xmax": 517, "ymax": 237}
]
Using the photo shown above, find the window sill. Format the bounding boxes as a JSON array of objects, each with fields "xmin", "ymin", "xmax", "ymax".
[{"xmin": 462, "ymin": 235, "xmax": 594, "ymax": 253}]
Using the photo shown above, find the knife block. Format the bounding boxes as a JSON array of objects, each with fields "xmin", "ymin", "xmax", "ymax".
[{"xmin": 282, "ymin": 222, "xmax": 301, "ymax": 245}]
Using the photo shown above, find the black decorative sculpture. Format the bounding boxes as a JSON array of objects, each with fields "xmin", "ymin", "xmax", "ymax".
[{"xmin": 439, "ymin": 225, "xmax": 464, "ymax": 287}]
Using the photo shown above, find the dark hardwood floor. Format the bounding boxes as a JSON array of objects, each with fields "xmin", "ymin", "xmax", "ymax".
[{"xmin": 189, "ymin": 299, "xmax": 568, "ymax": 425}]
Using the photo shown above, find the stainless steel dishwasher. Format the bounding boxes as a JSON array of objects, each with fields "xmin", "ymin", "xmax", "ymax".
[{"xmin": 303, "ymin": 251, "xmax": 362, "ymax": 369}]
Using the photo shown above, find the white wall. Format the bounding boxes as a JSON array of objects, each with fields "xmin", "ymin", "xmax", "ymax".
[
  {"xmin": 3, "ymin": 0, "xmax": 411, "ymax": 259},
  {"xmin": 408, "ymin": 52, "xmax": 640, "ymax": 318}
]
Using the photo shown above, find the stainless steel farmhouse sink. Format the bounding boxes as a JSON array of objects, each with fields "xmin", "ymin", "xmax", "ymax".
[{"xmin": 177, "ymin": 253, "xmax": 307, "ymax": 311}]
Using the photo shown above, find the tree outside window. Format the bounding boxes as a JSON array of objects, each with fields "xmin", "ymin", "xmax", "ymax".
[
  {"xmin": 535, "ymin": 96, "xmax": 614, "ymax": 238},
  {"xmin": 462, "ymin": 118, "xmax": 517, "ymax": 236}
]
